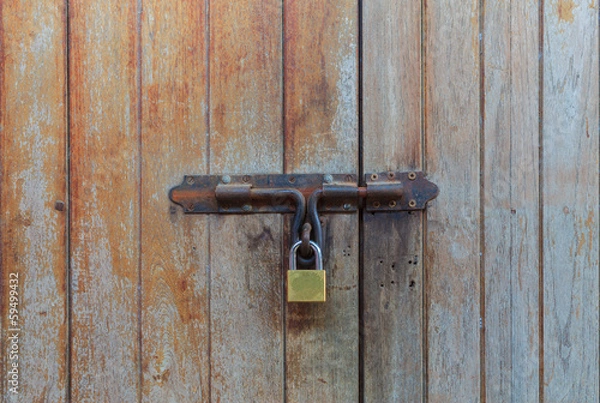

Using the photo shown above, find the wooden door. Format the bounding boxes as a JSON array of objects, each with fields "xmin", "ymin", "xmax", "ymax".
[{"xmin": 1, "ymin": 0, "xmax": 598, "ymax": 402}]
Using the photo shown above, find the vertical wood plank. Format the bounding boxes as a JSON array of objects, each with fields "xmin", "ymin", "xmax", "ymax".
[
  {"xmin": 140, "ymin": 1, "xmax": 210, "ymax": 401},
  {"xmin": 284, "ymin": 0, "xmax": 359, "ymax": 401},
  {"xmin": 362, "ymin": 0, "xmax": 424, "ymax": 401},
  {"xmin": 543, "ymin": 0, "xmax": 599, "ymax": 400},
  {"xmin": 0, "ymin": 0, "xmax": 67, "ymax": 401},
  {"xmin": 483, "ymin": 0, "xmax": 541, "ymax": 401},
  {"xmin": 424, "ymin": 0, "xmax": 481, "ymax": 401},
  {"xmin": 209, "ymin": 1, "xmax": 284, "ymax": 400},
  {"xmin": 69, "ymin": 0, "xmax": 141, "ymax": 400}
]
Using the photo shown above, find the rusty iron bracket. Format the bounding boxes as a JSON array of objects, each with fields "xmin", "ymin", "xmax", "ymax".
[{"xmin": 169, "ymin": 172, "xmax": 438, "ymax": 214}]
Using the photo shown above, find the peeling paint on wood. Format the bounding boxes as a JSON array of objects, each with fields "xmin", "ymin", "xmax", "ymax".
[
  {"xmin": 209, "ymin": 0, "xmax": 284, "ymax": 400},
  {"xmin": 362, "ymin": 0, "xmax": 424, "ymax": 401},
  {"xmin": 543, "ymin": 0, "xmax": 599, "ymax": 400},
  {"xmin": 140, "ymin": 0, "xmax": 210, "ymax": 401},
  {"xmin": 0, "ymin": 0, "xmax": 598, "ymax": 401},
  {"xmin": 1, "ymin": 0, "xmax": 67, "ymax": 401},
  {"xmin": 284, "ymin": 0, "xmax": 359, "ymax": 401},
  {"xmin": 69, "ymin": 0, "xmax": 141, "ymax": 401},
  {"xmin": 425, "ymin": 0, "xmax": 482, "ymax": 401},
  {"xmin": 483, "ymin": 0, "xmax": 541, "ymax": 400}
]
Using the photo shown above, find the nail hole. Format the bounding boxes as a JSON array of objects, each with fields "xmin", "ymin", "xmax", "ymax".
[{"xmin": 409, "ymin": 281, "xmax": 416, "ymax": 288}]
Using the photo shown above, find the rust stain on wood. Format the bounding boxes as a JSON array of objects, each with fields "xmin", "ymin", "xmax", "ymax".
[
  {"xmin": 209, "ymin": 0, "xmax": 284, "ymax": 400},
  {"xmin": 284, "ymin": 1, "xmax": 359, "ymax": 401},
  {"xmin": 69, "ymin": 0, "xmax": 141, "ymax": 401},
  {"xmin": 362, "ymin": 0, "xmax": 424, "ymax": 400},
  {"xmin": 558, "ymin": 0, "xmax": 577, "ymax": 22},
  {"xmin": 140, "ymin": 0, "xmax": 210, "ymax": 400},
  {"xmin": 1, "ymin": 0, "xmax": 68, "ymax": 401}
]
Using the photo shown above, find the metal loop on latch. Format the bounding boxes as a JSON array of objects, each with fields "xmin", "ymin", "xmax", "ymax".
[
  {"xmin": 250, "ymin": 187, "xmax": 305, "ymax": 244},
  {"xmin": 307, "ymin": 188, "xmax": 324, "ymax": 250}
]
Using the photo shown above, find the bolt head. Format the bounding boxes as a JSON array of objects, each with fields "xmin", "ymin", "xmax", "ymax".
[{"xmin": 222, "ymin": 175, "xmax": 231, "ymax": 184}]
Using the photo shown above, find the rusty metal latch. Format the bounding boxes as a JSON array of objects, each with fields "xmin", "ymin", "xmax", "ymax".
[
  {"xmin": 169, "ymin": 172, "xmax": 439, "ymax": 272},
  {"xmin": 169, "ymin": 172, "xmax": 438, "ymax": 214}
]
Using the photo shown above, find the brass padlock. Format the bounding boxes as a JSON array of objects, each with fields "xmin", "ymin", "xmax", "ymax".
[{"xmin": 287, "ymin": 240, "xmax": 326, "ymax": 302}]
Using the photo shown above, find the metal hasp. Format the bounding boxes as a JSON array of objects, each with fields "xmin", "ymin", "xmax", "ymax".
[
  {"xmin": 170, "ymin": 171, "xmax": 439, "ymax": 303},
  {"xmin": 169, "ymin": 172, "xmax": 439, "ymax": 215}
]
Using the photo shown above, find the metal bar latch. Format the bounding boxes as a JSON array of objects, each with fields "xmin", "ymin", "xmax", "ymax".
[
  {"xmin": 169, "ymin": 172, "xmax": 438, "ymax": 215},
  {"xmin": 169, "ymin": 172, "xmax": 438, "ymax": 302}
]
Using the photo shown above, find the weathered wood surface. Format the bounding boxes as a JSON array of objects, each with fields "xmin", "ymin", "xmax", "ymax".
[
  {"xmin": 140, "ymin": 0, "xmax": 210, "ymax": 401},
  {"xmin": 483, "ymin": 0, "xmax": 541, "ymax": 401},
  {"xmin": 69, "ymin": 0, "xmax": 141, "ymax": 401},
  {"xmin": 424, "ymin": 1, "xmax": 482, "ymax": 401},
  {"xmin": 362, "ymin": 0, "xmax": 424, "ymax": 401},
  {"xmin": 209, "ymin": 0, "xmax": 284, "ymax": 401},
  {"xmin": 0, "ymin": 1, "xmax": 68, "ymax": 401},
  {"xmin": 0, "ymin": 0, "xmax": 599, "ymax": 401},
  {"xmin": 284, "ymin": 0, "xmax": 359, "ymax": 401},
  {"xmin": 543, "ymin": 1, "xmax": 599, "ymax": 401}
]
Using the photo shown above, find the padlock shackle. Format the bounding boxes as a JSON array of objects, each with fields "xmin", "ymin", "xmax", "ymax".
[{"xmin": 289, "ymin": 240, "xmax": 323, "ymax": 271}]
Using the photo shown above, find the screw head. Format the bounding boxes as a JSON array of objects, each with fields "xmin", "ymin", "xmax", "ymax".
[
  {"xmin": 222, "ymin": 175, "xmax": 231, "ymax": 184},
  {"xmin": 343, "ymin": 203, "xmax": 352, "ymax": 210},
  {"xmin": 186, "ymin": 176, "xmax": 195, "ymax": 185},
  {"xmin": 388, "ymin": 200, "xmax": 397, "ymax": 208},
  {"xmin": 324, "ymin": 174, "xmax": 333, "ymax": 184},
  {"xmin": 408, "ymin": 199, "xmax": 417, "ymax": 208},
  {"xmin": 408, "ymin": 172, "xmax": 417, "ymax": 180},
  {"xmin": 373, "ymin": 201, "xmax": 381, "ymax": 208},
  {"xmin": 370, "ymin": 173, "xmax": 379, "ymax": 181},
  {"xmin": 242, "ymin": 204, "xmax": 252, "ymax": 212}
]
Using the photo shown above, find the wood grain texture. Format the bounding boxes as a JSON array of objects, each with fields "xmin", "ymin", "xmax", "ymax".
[
  {"xmin": 0, "ymin": 1, "xmax": 67, "ymax": 401},
  {"xmin": 284, "ymin": 0, "xmax": 358, "ymax": 401},
  {"xmin": 69, "ymin": 0, "xmax": 141, "ymax": 401},
  {"xmin": 543, "ymin": 1, "xmax": 599, "ymax": 400},
  {"xmin": 362, "ymin": 0, "xmax": 424, "ymax": 401},
  {"xmin": 140, "ymin": 1, "xmax": 210, "ymax": 401},
  {"xmin": 483, "ymin": 0, "xmax": 541, "ymax": 401},
  {"xmin": 363, "ymin": 212, "xmax": 423, "ymax": 402},
  {"xmin": 424, "ymin": 0, "xmax": 481, "ymax": 401},
  {"xmin": 209, "ymin": 0, "xmax": 284, "ymax": 400}
]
